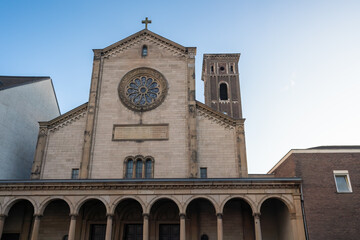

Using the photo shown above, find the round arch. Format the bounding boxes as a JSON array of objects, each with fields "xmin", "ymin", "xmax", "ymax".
[
  {"xmin": 38, "ymin": 196, "xmax": 73, "ymax": 215},
  {"xmin": 3, "ymin": 197, "xmax": 37, "ymax": 215},
  {"xmin": 147, "ymin": 196, "xmax": 182, "ymax": 214},
  {"xmin": 220, "ymin": 195, "xmax": 256, "ymax": 214},
  {"xmin": 184, "ymin": 195, "xmax": 219, "ymax": 214},
  {"xmin": 257, "ymin": 195, "xmax": 295, "ymax": 213},
  {"xmin": 110, "ymin": 196, "xmax": 146, "ymax": 215},
  {"xmin": 74, "ymin": 196, "xmax": 110, "ymax": 214}
]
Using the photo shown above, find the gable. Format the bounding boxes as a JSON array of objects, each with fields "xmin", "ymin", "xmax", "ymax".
[{"xmin": 97, "ymin": 29, "xmax": 190, "ymax": 59}]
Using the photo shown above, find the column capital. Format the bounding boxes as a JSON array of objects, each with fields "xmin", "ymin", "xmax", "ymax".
[
  {"xmin": 143, "ymin": 213, "xmax": 150, "ymax": 219},
  {"xmin": 252, "ymin": 212, "xmax": 261, "ymax": 218},
  {"xmin": 106, "ymin": 213, "xmax": 114, "ymax": 218},
  {"xmin": 290, "ymin": 212, "xmax": 297, "ymax": 220},
  {"xmin": 216, "ymin": 213, "xmax": 223, "ymax": 219},
  {"xmin": 0, "ymin": 214, "xmax": 7, "ymax": 219},
  {"xmin": 179, "ymin": 213, "xmax": 186, "ymax": 219},
  {"xmin": 69, "ymin": 213, "xmax": 78, "ymax": 220},
  {"xmin": 33, "ymin": 214, "xmax": 43, "ymax": 219}
]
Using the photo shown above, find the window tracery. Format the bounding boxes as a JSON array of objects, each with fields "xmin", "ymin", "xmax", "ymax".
[{"xmin": 118, "ymin": 67, "xmax": 168, "ymax": 112}]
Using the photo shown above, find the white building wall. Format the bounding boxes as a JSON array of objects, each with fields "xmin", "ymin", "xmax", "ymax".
[{"xmin": 0, "ymin": 80, "xmax": 60, "ymax": 179}]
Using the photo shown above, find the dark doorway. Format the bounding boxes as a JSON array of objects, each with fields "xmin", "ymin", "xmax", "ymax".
[
  {"xmin": 124, "ymin": 224, "xmax": 143, "ymax": 240},
  {"xmin": 90, "ymin": 224, "xmax": 106, "ymax": 240},
  {"xmin": 1, "ymin": 233, "xmax": 20, "ymax": 240},
  {"xmin": 159, "ymin": 224, "xmax": 180, "ymax": 240}
]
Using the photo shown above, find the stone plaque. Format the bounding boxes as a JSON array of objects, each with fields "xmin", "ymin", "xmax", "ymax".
[{"xmin": 112, "ymin": 124, "xmax": 169, "ymax": 141}]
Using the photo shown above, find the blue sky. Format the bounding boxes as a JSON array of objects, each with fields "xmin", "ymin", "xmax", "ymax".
[{"xmin": 1, "ymin": 0, "xmax": 360, "ymax": 173}]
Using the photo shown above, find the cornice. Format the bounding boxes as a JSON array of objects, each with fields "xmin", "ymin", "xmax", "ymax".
[
  {"xmin": 203, "ymin": 53, "xmax": 240, "ymax": 61},
  {"xmin": 0, "ymin": 180, "xmax": 301, "ymax": 192},
  {"xmin": 196, "ymin": 101, "xmax": 244, "ymax": 129},
  {"xmin": 100, "ymin": 30, "xmax": 191, "ymax": 59},
  {"xmin": 39, "ymin": 103, "xmax": 88, "ymax": 132}
]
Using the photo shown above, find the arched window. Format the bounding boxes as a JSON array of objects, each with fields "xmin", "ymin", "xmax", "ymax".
[
  {"xmin": 142, "ymin": 45, "xmax": 148, "ymax": 57},
  {"xmin": 124, "ymin": 156, "xmax": 154, "ymax": 179},
  {"xmin": 219, "ymin": 83, "xmax": 228, "ymax": 100},
  {"xmin": 126, "ymin": 159, "xmax": 134, "ymax": 178},
  {"xmin": 145, "ymin": 159, "xmax": 152, "ymax": 178},
  {"xmin": 136, "ymin": 159, "xmax": 143, "ymax": 178}
]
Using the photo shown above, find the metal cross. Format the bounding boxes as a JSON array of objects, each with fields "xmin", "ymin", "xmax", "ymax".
[{"xmin": 142, "ymin": 17, "xmax": 152, "ymax": 29}]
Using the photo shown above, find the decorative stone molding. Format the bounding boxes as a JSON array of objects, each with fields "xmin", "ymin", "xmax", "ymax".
[
  {"xmin": 0, "ymin": 181, "xmax": 301, "ymax": 192},
  {"xmin": 39, "ymin": 103, "xmax": 88, "ymax": 132},
  {"xmin": 196, "ymin": 101, "xmax": 245, "ymax": 130},
  {"xmin": 101, "ymin": 30, "xmax": 189, "ymax": 59}
]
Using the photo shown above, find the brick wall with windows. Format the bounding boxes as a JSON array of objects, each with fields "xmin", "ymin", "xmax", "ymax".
[{"xmin": 270, "ymin": 148, "xmax": 360, "ymax": 240}]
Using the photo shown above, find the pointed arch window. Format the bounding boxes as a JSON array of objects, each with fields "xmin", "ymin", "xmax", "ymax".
[{"xmin": 219, "ymin": 83, "xmax": 228, "ymax": 100}]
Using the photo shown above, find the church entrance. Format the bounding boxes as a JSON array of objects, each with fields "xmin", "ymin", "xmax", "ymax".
[
  {"xmin": 159, "ymin": 224, "xmax": 180, "ymax": 240},
  {"xmin": 124, "ymin": 224, "xmax": 143, "ymax": 240}
]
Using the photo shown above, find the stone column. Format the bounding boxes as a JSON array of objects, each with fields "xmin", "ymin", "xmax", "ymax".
[
  {"xmin": 143, "ymin": 214, "xmax": 149, "ymax": 240},
  {"xmin": 180, "ymin": 213, "xmax": 186, "ymax": 240},
  {"xmin": 253, "ymin": 213, "xmax": 262, "ymax": 240},
  {"xmin": 293, "ymin": 195, "xmax": 306, "ymax": 240},
  {"xmin": 68, "ymin": 214, "xmax": 77, "ymax": 240},
  {"xmin": 290, "ymin": 213, "xmax": 299, "ymax": 240},
  {"xmin": 105, "ymin": 214, "xmax": 114, "ymax": 240},
  {"xmin": 216, "ymin": 213, "xmax": 223, "ymax": 240},
  {"xmin": 30, "ymin": 214, "xmax": 42, "ymax": 240},
  {"xmin": 0, "ymin": 214, "xmax": 7, "ymax": 239}
]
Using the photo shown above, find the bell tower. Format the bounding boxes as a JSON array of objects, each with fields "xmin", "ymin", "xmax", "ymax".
[{"xmin": 201, "ymin": 54, "xmax": 243, "ymax": 119}]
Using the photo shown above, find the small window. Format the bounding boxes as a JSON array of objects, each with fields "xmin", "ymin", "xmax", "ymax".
[
  {"xmin": 126, "ymin": 159, "xmax": 134, "ymax": 178},
  {"xmin": 334, "ymin": 170, "xmax": 352, "ymax": 193},
  {"xmin": 219, "ymin": 66, "xmax": 225, "ymax": 72},
  {"xmin": 71, "ymin": 169, "xmax": 79, "ymax": 179},
  {"xmin": 200, "ymin": 168, "xmax": 207, "ymax": 178},
  {"xmin": 210, "ymin": 65, "xmax": 214, "ymax": 73},
  {"xmin": 142, "ymin": 45, "xmax": 148, "ymax": 57},
  {"xmin": 136, "ymin": 160, "xmax": 143, "ymax": 178},
  {"xmin": 230, "ymin": 65, "xmax": 234, "ymax": 73},
  {"xmin": 219, "ymin": 83, "xmax": 228, "ymax": 100},
  {"xmin": 145, "ymin": 159, "xmax": 152, "ymax": 178}
]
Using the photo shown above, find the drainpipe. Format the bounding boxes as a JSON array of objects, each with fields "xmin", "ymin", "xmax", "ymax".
[{"xmin": 300, "ymin": 183, "xmax": 309, "ymax": 240}]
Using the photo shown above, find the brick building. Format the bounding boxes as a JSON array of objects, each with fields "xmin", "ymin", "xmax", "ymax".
[
  {"xmin": 0, "ymin": 27, "xmax": 306, "ymax": 240},
  {"xmin": 269, "ymin": 146, "xmax": 360, "ymax": 240}
]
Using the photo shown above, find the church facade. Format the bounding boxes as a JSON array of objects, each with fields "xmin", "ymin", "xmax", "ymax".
[{"xmin": 0, "ymin": 27, "xmax": 306, "ymax": 240}]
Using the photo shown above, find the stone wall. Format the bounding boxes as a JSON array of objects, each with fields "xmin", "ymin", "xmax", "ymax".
[
  {"xmin": 90, "ymin": 38, "xmax": 189, "ymax": 178},
  {"xmin": 42, "ymin": 113, "xmax": 86, "ymax": 179},
  {"xmin": 197, "ymin": 111, "xmax": 238, "ymax": 178}
]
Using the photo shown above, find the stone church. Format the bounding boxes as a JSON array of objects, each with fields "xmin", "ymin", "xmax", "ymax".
[{"xmin": 0, "ymin": 23, "xmax": 306, "ymax": 240}]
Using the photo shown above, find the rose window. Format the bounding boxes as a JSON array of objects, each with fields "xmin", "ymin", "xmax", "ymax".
[
  {"xmin": 118, "ymin": 67, "xmax": 168, "ymax": 112},
  {"xmin": 126, "ymin": 77, "xmax": 160, "ymax": 106}
]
